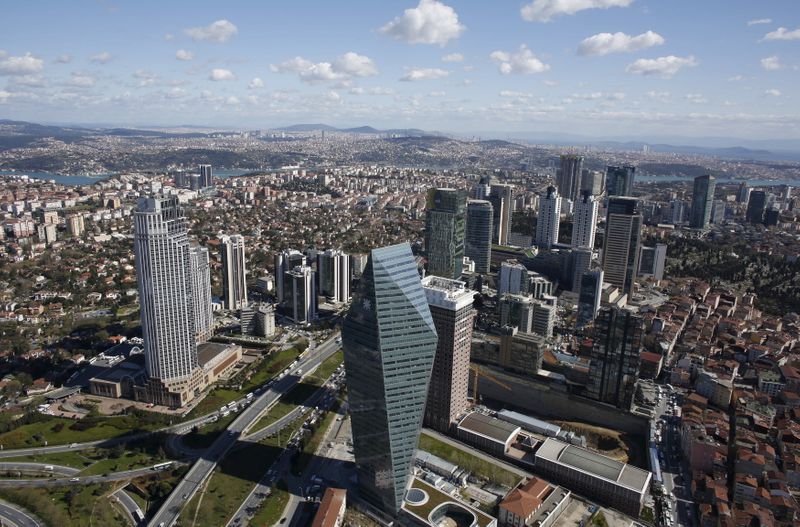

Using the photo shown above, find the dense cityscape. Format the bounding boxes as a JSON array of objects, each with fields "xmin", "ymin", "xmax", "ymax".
[{"xmin": 3, "ymin": 2, "xmax": 800, "ymax": 527}]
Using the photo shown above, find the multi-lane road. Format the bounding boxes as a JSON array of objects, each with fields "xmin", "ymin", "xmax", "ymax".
[
  {"xmin": 147, "ymin": 334, "xmax": 341, "ymax": 527},
  {"xmin": 0, "ymin": 499, "xmax": 41, "ymax": 527}
]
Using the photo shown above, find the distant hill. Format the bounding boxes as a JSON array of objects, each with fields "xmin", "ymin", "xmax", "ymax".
[
  {"xmin": 274, "ymin": 123, "xmax": 340, "ymax": 132},
  {"xmin": 274, "ymin": 123, "xmax": 432, "ymax": 136}
]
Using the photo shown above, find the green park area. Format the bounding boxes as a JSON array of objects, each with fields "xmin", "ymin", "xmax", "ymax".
[{"xmin": 418, "ymin": 432, "xmax": 521, "ymax": 488}]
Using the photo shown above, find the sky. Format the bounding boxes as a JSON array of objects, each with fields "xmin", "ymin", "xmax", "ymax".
[{"xmin": 2, "ymin": 0, "xmax": 799, "ymax": 140}]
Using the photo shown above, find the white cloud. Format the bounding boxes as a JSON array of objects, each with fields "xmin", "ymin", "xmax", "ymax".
[
  {"xmin": 578, "ymin": 31, "xmax": 664, "ymax": 56},
  {"xmin": 165, "ymin": 87, "xmax": 187, "ymax": 99},
  {"xmin": 164, "ymin": 33, "xmax": 175, "ymax": 41},
  {"xmin": 0, "ymin": 90, "xmax": 10, "ymax": 103},
  {"xmin": 369, "ymin": 87, "xmax": 394, "ymax": 95},
  {"xmin": 209, "ymin": 68, "xmax": 235, "ymax": 81},
  {"xmin": 646, "ymin": 90, "xmax": 670, "ymax": 101},
  {"xmin": 184, "ymin": 20, "xmax": 238, "ymax": 43},
  {"xmin": 571, "ymin": 91, "xmax": 626, "ymax": 101},
  {"xmin": 500, "ymin": 90, "xmax": 536, "ymax": 98},
  {"xmin": 685, "ymin": 93, "xmax": 707, "ymax": 104},
  {"xmin": 333, "ymin": 52, "xmax": 378, "ymax": 77},
  {"xmin": 400, "ymin": 67, "xmax": 450, "ymax": 81},
  {"xmin": 490, "ymin": 45, "xmax": 550, "ymax": 75},
  {"xmin": 55, "ymin": 54, "xmax": 72, "ymax": 64},
  {"xmin": 176, "ymin": 49, "xmax": 194, "ymax": 61},
  {"xmin": 226, "ymin": 96, "xmax": 240, "ymax": 105},
  {"xmin": 89, "ymin": 51, "xmax": 112, "ymax": 64},
  {"xmin": 8, "ymin": 75, "xmax": 45, "ymax": 87},
  {"xmin": 271, "ymin": 52, "xmax": 377, "ymax": 83},
  {"xmin": 379, "ymin": 0, "xmax": 465, "ymax": 46},
  {"xmin": 325, "ymin": 90, "xmax": 341, "ymax": 102},
  {"xmin": 625, "ymin": 55, "xmax": 697, "ymax": 77},
  {"xmin": 133, "ymin": 70, "xmax": 157, "ymax": 87},
  {"xmin": 521, "ymin": 0, "xmax": 633, "ymax": 23},
  {"xmin": 69, "ymin": 72, "xmax": 95, "ymax": 87},
  {"xmin": 348, "ymin": 86, "xmax": 364, "ymax": 95},
  {"xmin": 764, "ymin": 89, "xmax": 781, "ymax": 97},
  {"xmin": 763, "ymin": 27, "xmax": 800, "ymax": 41},
  {"xmin": 728, "ymin": 75, "xmax": 745, "ymax": 81},
  {"xmin": 747, "ymin": 18, "xmax": 771, "ymax": 26},
  {"xmin": 429, "ymin": 90, "xmax": 446, "ymax": 97},
  {"xmin": 761, "ymin": 56, "xmax": 782, "ymax": 70},
  {"xmin": 0, "ymin": 52, "xmax": 44, "ymax": 75},
  {"xmin": 248, "ymin": 77, "xmax": 264, "ymax": 89},
  {"xmin": 442, "ymin": 53, "xmax": 464, "ymax": 63}
]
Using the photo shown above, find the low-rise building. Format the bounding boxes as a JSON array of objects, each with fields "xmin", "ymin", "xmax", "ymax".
[{"xmin": 498, "ymin": 477, "xmax": 571, "ymax": 527}]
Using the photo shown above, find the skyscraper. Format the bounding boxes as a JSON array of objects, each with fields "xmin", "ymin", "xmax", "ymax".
[
  {"xmin": 317, "ymin": 249, "xmax": 351, "ymax": 303},
  {"xmin": 689, "ymin": 175, "xmax": 716, "ymax": 229},
  {"xmin": 465, "ymin": 200, "xmax": 493, "ymax": 274},
  {"xmin": 199, "ymin": 164, "xmax": 213, "ymax": 188},
  {"xmin": 189, "ymin": 245, "xmax": 214, "ymax": 343},
  {"xmin": 605, "ymin": 165, "xmax": 636, "ymax": 197},
  {"xmin": 572, "ymin": 190, "xmax": 599, "ymax": 249},
  {"xmin": 577, "ymin": 269, "xmax": 603, "ymax": 328},
  {"xmin": 638, "ymin": 244, "xmax": 667, "ymax": 281},
  {"xmin": 425, "ymin": 188, "xmax": 467, "ymax": 279},
  {"xmin": 220, "ymin": 234, "xmax": 248, "ymax": 311},
  {"xmin": 133, "ymin": 197, "xmax": 201, "ymax": 407},
  {"xmin": 557, "ymin": 154, "xmax": 584, "ymax": 202},
  {"xmin": 535, "ymin": 186, "xmax": 561, "ymax": 249},
  {"xmin": 602, "ymin": 197, "xmax": 642, "ymax": 297},
  {"xmin": 498, "ymin": 260, "xmax": 528, "ymax": 296},
  {"xmin": 746, "ymin": 190, "xmax": 767, "ymax": 224},
  {"xmin": 587, "ymin": 307, "xmax": 643, "ymax": 409},
  {"xmin": 342, "ymin": 243, "xmax": 438, "ymax": 516},
  {"xmin": 285, "ymin": 265, "xmax": 316, "ymax": 324},
  {"xmin": 571, "ymin": 247, "xmax": 593, "ymax": 294},
  {"xmin": 580, "ymin": 169, "xmax": 604, "ymax": 196},
  {"xmin": 489, "ymin": 184, "xmax": 513, "ymax": 246},
  {"xmin": 275, "ymin": 249, "xmax": 306, "ymax": 303},
  {"xmin": 421, "ymin": 276, "xmax": 475, "ymax": 433}
]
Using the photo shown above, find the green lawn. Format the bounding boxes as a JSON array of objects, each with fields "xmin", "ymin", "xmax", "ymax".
[
  {"xmin": 307, "ymin": 350, "xmax": 343, "ymax": 385},
  {"xmin": 0, "ymin": 483, "xmax": 128, "ymax": 527},
  {"xmin": 418, "ymin": 432, "xmax": 521, "ymax": 488},
  {"xmin": 248, "ymin": 479, "xmax": 290, "ymax": 527},
  {"xmin": 1, "ymin": 450, "xmax": 96, "ymax": 469},
  {"xmin": 243, "ymin": 348, "xmax": 300, "ymax": 390},
  {"xmin": 182, "ymin": 388, "xmax": 241, "ymax": 421},
  {"xmin": 79, "ymin": 450, "xmax": 165, "ymax": 476}
]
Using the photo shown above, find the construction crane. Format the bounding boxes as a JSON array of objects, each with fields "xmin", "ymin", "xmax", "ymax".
[{"xmin": 469, "ymin": 363, "xmax": 511, "ymax": 404}]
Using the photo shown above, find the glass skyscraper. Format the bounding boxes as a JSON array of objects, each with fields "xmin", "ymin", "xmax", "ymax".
[
  {"xmin": 605, "ymin": 165, "xmax": 636, "ymax": 197},
  {"xmin": 465, "ymin": 199, "xmax": 493, "ymax": 274},
  {"xmin": 342, "ymin": 243, "xmax": 438, "ymax": 516},
  {"xmin": 425, "ymin": 188, "xmax": 467, "ymax": 279},
  {"xmin": 689, "ymin": 175, "xmax": 716, "ymax": 229}
]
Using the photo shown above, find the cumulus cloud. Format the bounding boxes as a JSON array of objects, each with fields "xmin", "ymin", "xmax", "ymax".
[
  {"xmin": 441, "ymin": 53, "xmax": 464, "ymax": 63},
  {"xmin": 248, "ymin": 77, "xmax": 264, "ymax": 89},
  {"xmin": 761, "ymin": 56, "xmax": 782, "ymax": 70},
  {"xmin": 89, "ymin": 51, "xmax": 112, "ymax": 64},
  {"xmin": 763, "ymin": 27, "xmax": 800, "ymax": 41},
  {"xmin": 68, "ymin": 72, "xmax": 95, "ymax": 87},
  {"xmin": 55, "ymin": 54, "xmax": 72, "ymax": 64},
  {"xmin": 400, "ymin": 67, "xmax": 450, "ymax": 81},
  {"xmin": 685, "ymin": 93, "xmax": 707, "ymax": 104},
  {"xmin": 490, "ymin": 45, "xmax": 550, "ymax": 74},
  {"xmin": 133, "ymin": 70, "xmax": 157, "ymax": 87},
  {"xmin": 379, "ymin": 0, "xmax": 465, "ymax": 46},
  {"xmin": 429, "ymin": 90, "xmax": 446, "ymax": 97},
  {"xmin": 226, "ymin": 95, "xmax": 240, "ymax": 105},
  {"xmin": 521, "ymin": 0, "xmax": 634, "ymax": 23},
  {"xmin": 184, "ymin": 20, "xmax": 238, "ymax": 43},
  {"xmin": 325, "ymin": 91, "xmax": 341, "ymax": 102},
  {"xmin": 578, "ymin": 31, "xmax": 664, "ymax": 56},
  {"xmin": 165, "ymin": 87, "xmax": 187, "ymax": 99},
  {"xmin": 0, "ymin": 52, "xmax": 44, "ymax": 75},
  {"xmin": 747, "ymin": 18, "xmax": 771, "ymax": 26},
  {"xmin": 271, "ymin": 52, "xmax": 377, "ymax": 83},
  {"xmin": 176, "ymin": 49, "xmax": 194, "ymax": 61},
  {"xmin": 570, "ymin": 91, "xmax": 625, "ymax": 101},
  {"xmin": 625, "ymin": 55, "xmax": 697, "ymax": 77},
  {"xmin": 209, "ymin": 68, "xmax": 235, "ymax": 81},
  {"xmin": 646, "ymin": 90, "xmax": 670, "ymax": 101},
  {"xmin": 764, "ymin": 89, "xmax": 781, "ymax": 97},
  {"xmin": 0, "ymin": 90, "xmax": 10, "ymax": 103}
]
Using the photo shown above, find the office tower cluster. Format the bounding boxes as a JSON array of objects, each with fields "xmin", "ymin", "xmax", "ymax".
[{"xmin": 173, "ymin": 164, "xmax": 215, "ymax": 190}]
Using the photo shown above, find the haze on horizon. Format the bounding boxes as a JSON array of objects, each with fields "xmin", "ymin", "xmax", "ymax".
[{"xmin": 2, "ymin": 0, "xmax": 799, "ymax": 140}]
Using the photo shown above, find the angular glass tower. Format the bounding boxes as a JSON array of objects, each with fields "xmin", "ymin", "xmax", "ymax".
[{"xmin": 342, "ymin": 243, "xmax": 438, "ymax": 517}]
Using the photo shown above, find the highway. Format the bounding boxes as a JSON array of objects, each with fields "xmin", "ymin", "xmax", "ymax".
[
  {"xmin": 147, "ymin": 334, "xmax": 341, "ymax": 527},
  {"xmin": 0, "ymin": 462, "xmax": 185, "ymax": 488},
  {"xmin": 0, "ymin": 462, "xmax": 79, "ymax": 476},
  {"xmin": 0, "ymin": 499, "xmax": 41, "ymax": 527},
  {"xmin": 113, "ymin": 488, "xmax": 145, "ymax": 526}
]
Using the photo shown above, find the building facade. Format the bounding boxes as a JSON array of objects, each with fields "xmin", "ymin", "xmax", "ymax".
[
  {"xmin": 557, "ymin": 155, "xmax": 583, "ymax": 203},
  {"xmin": 602, "ymin": 197, "xmax": 642, "ymax": 297},
  {"xmin": 342, "ymin": 243, "xmax": 438, "ymax": 517},
  {"xmin": 189, "ymin": 245, "xmax": 214, "ymax": 343},
  {"xmin": 275, "ymin": 249, "xmax": 306, "ymax": 303},
  {"xmin": 465, "ymin": 199, "xmax": 493, "ymax": 274},
  {"xmin": 490, "ymin": 184, "xmax": 513, "ymax": 246},
  {"xmin": 605, "ymin": 165, "xmax": 635, "ymax": 197},
  {"xmin": 689, "ymin": 175, "xmax": 716, "ymax": 229},
  {"xmin": 535, "ymin": 186, "xmax": 560, "ymax": 249},
  {"xmin": 425, "ymin": 188, "xmax": 467, "ymax": 279},
  {"xmin": 318, "ymin": 248, "xmax": 351, "ymax": 303},
  {"xmin": 220, "ymin": 234, "xmax": 248, "ymax": 311},
  {"xmin": 284, "ymin": 265, "xmax": 316, "ymax": 324},
  {"xmin": 571, "ymin": 190, "xmax": 598, "ymax": 249},
  {"xmin": 587, "ymin": 307, "xmax": 643, "ymax": 409}
]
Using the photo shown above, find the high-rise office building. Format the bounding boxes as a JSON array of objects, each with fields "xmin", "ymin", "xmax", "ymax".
[
  {"xmin": 199, "ymin": 164, "xmax": 213, "ymax": 188},
  {"xmin": 66, "ymin": 214, "xmax": 85, "ymax": 237},
  {"xmin": 189, "ymin": 245, "xmax": 214, "ymax": 343},
  {"xmin": 572, "ymin": 190, "xmax": 599, "ymax": 249},
  {"xmin": 133, "ymin": 197, "xmax": 201, "ymax": 407},
  {"xmin": 318, "ymin": 249, "xmax": 351, "ymax": 303},
  {"xmin": 275, "ymin": 249, "xmax": 306, "ymax": 303},
  {"xmin": 587, "ymin": 308, "xmax": 643, "ymax": 409},
  {"xmin": 638, "ymin": 244, "xmax": 667, "ymax": 281},
  {"xmin": 535, "ymin": 186, "xmax": 561, "ymax": 249},
  {"xmin": 605, "ymin": 165, "xmax": 636, "ymax": 197},
  {"xmin": 602, "ymin": 197, "xmax": 642, "ymax": 297},
  {"xmin": 689, "ymin": 175, "xmax": 716, "ymax": 229},
  {"xmin": 746, "ymin": 190, "xmax": 767, "ymax": 224},
  {"xmin": 473, "ymin": 175, "xmax": 492, "ymax": 200},
  {"xmin": 342, "ymin": 243, "xmax": 438, "ymax": 516},
  {"xmin": 737, "ymin": 182, "xmax": 751, "ymax": 204},
  {"xmin": 220, "ymin": 234, "xmax": 248, "ymax": 311},
  {"xmin": 500, "ymin": 294, "xmax": 535, "ymax": 333},
  {"xmin": 284, "ymin": 265, "xmax": 316, "ymax": 324},
  {"xmin": 580, "ymin": 169, "xmax": 604, "ymax": 196},
  {"xmin": 668, "ymin": 200, "xmax": 688, "ymax": 225},
  {"xmin": 577, "ymin": 269, "xmax": 603, "ymax": 328},
  {"xmin": 532, "ymin": 297, "xmax": 556, "ymax": 339},
  {"xmin": 498, "ymin": 260, "xmax": 528, "ymax": 296},
  {"xmin": 489, "ymin": 184, "xmax": 513, "ymax": 246},
  {"xmin": 557, "ymin": 155, "xmax": 584, "ymax": 202},
  {"xmin": 425, "ymin": 188, "xmax": 467, "ymax": 279},
  {"xmin": 571, "ymin": 247, "xmax": 593, "ymax": 294},
  {"xmin": 421, "ymin": 276, "xmax": 475, "ymax": 433},
  {"xmin": 465, "ymin": 200, "xmax": 493, "ymax": 274},
  {"xmin": 710, "ymin": 200, "xmax": 726, "ymax": 224}
]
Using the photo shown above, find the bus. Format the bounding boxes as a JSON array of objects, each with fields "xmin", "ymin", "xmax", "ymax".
[{"xmin": 152, "ymin": 462, "xmax": 173, "ymax": 471}]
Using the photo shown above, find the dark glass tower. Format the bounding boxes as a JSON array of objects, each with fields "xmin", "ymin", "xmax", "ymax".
[
  {"xmin": 746, "ymin": 190, "xmax": 767, "ymax": 224},
  {"xmin": 557, "ymin": 154, "xmax": 584, "ymax": 202},
  {"xmin": 605, "ymin": 165, "xmax": 636, "ymax": 197},
  {"xmin": 465, "ymin": 199, "xmax": 493, "ymax": 274},
  {"xmin": 689, "ymin": 175, "xmax": 716, "ymax": 229},
  {"xmin": 425, "ymin": 188, "xmax": 467, "ymax": 279},
  {"xmin": 602, "ymin": 197, "xmax": 642, "ymax": 297},
  {"xmin": 587, "ymin": 307, "xmax": 643, "ymax": 409},
  {"xmin": 342, "ymin": 243, "xmax": 438, "ymax": 516}
]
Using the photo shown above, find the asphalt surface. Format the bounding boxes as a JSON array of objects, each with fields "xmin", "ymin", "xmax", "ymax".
[
  {"xmin": 147, "ymin": 334, "xmax": 341, "ymax": 527},
  {"xmin": 113, "ymin": 488, "xmax": 145, "ymax": 526},
  {"xmin": 0, "ymin": 499, "xmax": 41, "ymax": 527},
  {"xmin": 654, "ymin": 386, "xmax": 693, "ymax": 527},
  {"xmin": 0, "ymin": 462, "xmax": 185, "ymax": 488},
  {"xmin": 0, "ymin": 462, "xmax": 79, "ymax": 476}
]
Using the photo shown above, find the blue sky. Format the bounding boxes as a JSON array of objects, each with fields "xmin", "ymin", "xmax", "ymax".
[{"xmin": 2, "ymin": 0, "xmax": 799, "ymax": 139}]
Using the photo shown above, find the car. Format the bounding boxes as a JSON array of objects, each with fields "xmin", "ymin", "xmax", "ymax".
[
  {"xmin": 70, "ymin": 477, "xmax": 80, "ymax": 482},
  {"xmin": 70, "ymin": 443, "xmax": 78, "ymax": 448},
  {"xmin": 182, "ymin": 494, "xmax": 188, "ymax": 500}
]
